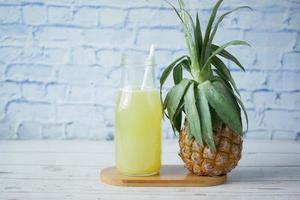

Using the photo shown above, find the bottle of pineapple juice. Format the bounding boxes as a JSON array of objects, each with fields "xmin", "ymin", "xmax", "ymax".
[
  {"xmin": 115, "ymin": 45, "xmax": 162, "ymax": 176},
  {"xmin": 115, "ymin": 89, "xmax": 162, "ymax": 175}
]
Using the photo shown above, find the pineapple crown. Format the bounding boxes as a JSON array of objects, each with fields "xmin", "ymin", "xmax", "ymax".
[{"xmin": 160, "ymin": 0, "xmax": 252, "ymax": 150}]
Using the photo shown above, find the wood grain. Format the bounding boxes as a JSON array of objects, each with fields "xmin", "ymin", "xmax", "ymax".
[
  {"xmin": 100, "ymin": 165, "xmax": 226, "ymax": 187},
  {"xmin": 0, "ymin": 140, "xmax": 299, "ymax": 200}
]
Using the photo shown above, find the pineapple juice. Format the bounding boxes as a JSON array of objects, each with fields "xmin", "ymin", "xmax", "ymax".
[{"xmin": 115, "ymin": 88, "xmax": 162, "ymax": 176}]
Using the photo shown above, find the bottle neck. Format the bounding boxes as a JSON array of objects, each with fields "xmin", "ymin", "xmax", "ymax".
[{"xmin": 121, "ymin": 54, "xmax": 156, "ymax": 90}]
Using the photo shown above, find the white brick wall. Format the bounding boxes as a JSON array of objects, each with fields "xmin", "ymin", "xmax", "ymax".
[{"xmin": 0, "ymin": 0, "xmax": 299, "ymax": 140}]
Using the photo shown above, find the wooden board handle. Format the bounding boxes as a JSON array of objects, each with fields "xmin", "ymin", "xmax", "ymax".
[{"xmin": 100, "ymin": 165, "xmax": 226, "ymax": 187}]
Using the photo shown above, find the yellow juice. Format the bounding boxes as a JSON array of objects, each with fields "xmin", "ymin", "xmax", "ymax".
[{"xmin": 115, "ymin": 89, "xmax": 162, "ymax": 176}]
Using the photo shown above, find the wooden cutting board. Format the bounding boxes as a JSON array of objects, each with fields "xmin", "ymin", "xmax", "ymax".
[{"xmin": 100, "ymin": 165, "xmax": 226, "ymax": 187}]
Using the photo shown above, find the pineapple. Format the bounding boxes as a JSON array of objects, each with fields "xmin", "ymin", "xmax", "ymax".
[{"xmin": 160, "ymin": 0, "xmax": 251, "ymax": 176}]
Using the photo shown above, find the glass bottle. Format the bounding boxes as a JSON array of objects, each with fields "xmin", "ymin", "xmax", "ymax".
[{"xmin": 115, "ymin": 49, "xmax": 162, "ymax": 176}]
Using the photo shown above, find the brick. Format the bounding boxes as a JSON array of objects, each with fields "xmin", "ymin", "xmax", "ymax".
[
  {"xmin": 47, "ymin": 6, "xmax": 72, "ymax": 24},
  {"xmin": 18, "ymin": 46, "xmax": 43, "ymax": 62},
  {"xmin": 288, "ymin": 8, "xmax": 300, "ymax": 30},
  {"xmin": 272, "ymin": 131, "xmax": 297, "ymax": 140},
  {"xmin": 37, "ymin": 0, "xmax": 71, "ymax": 4},
  {"xmin": 253, "ymin": 47, "xmax": 282, "ymax": 69},
  {"xmin": 103, "ymin": 106, "xmax": 114, "ymax": 124},
  {"xmin": 128, "ymin": 8, "xmax": 178, "ymax": 27},
  {"xmin": 57, "ymin": 66, "xmax": 104, "ymax": 86},
  {"xmin": 6, "ymin": 102, "xmax": 54, "ymax": 122},
  {"xmin": 42, "ymin": 123, "xmax": 65, "ymax": 139},
  {"xmin": 5, "ymin": 64, "xmax": 53, "ymax": 82},
  {"xmin": 83, "ymin": 29, "xmax": 133, "ymax": 45},
  {"xmin": 106, "ymin": 66, "xmax": 122, "ymax": 87},
  {"xmin": 0, "ymin": 6, "xmax": 21, "ymax": 23},
  {"xmin": 247, "ymin": 110, "xmax": 264, "ymax": 130},
  {"xmin": 186, "ymin": 0, "xmax": 218, "ymax": 10},
  {"xmin": 0, "ymin": 25, "xmax": 32, "ymax": 41},
  {"xmin": 282, "ymin": 52, "xmax": 300, "ymax": 69},
  {"xmin": 22, "ymin": 5, "xmax": 46, "ymax": 25},
  {"xmin": 72, "ymin": 7, "xmax": 99, "ymax": 27},
  {"xmin": 22, "ymin": 83, "xmax": 45, "ymax": 100},
  {"xmin": 77, "ymin": 0, "xmax": 160, "ymax": 8},
  {"xmin": 67, "ymin": 85, "xmax": 94, "ymax": 103},
  {"xmin": 0, "ymin": 120, "xmax": 15, "ymax": 139},
  {"xmin": 0, "ymin": 82, "xmax": 20, "ymax": 99},
  {"xmin": 0, "ymin": 62, "xmax": 4, "ymax": 80},
  {"xmin": 100, "ymin": 8, "xmax": 126, "ymax": 27},
  {"xmin": 0, "ymin": 0, "xmax": 22, "ymax": 3},
  {"xmin": 226, "ymin": 46, "xmax": 256, "ymax": 70},
  {"xmin": 263, "ymin": 110, "xmax": 300, "ymax": 131},
  {"xmin": 295, "ymin": 34, "xmax": 300, "ymax": 51},
  {"xmin": 128, "ymin": 7, "xmax": 153, "ymax": 24},
  {"xmin": 56, "ymin": 104, "xmax": 104, "ymax": 123},
  {"xmin": 245, "ymin": 130, "xmax": 271, "ymax": 140},
  {"xmin": 0, "ymin": 46, "xmax": 41, "ymax": 63},
  {"xmin": 34, "ymin": 26, "xmax": 82, "ymax": 41},
  {"xmin": 45, "ymin": 84, "xmax": 67, "ymax": 103},
  {"xmin": 70, "ymin": 46, "xmax": 96, "ymax": 65},
  {"xmin": 4, "ymin": 46, "xmax": 67, "ymax": 65},
  {"xmin": 37, "ymin": 47, "xmax": 69, "ymax": 65},
  {"xmin": 17, "ymin": 121, "xmax": 42, "ymax": 139},
  {"xmin": 267, "ymin": 72, "xmax": 300, "ymax": 91},
  {"xmin": 213, "ymin": 29, "xmax": 243, "ymax": 45},
  {"xmin": 231, "ymin": 71, "xmax": 267, "ymax": 90},
  {"xmin": 155, "ymin": 50, "xmax": 173, "ymax": 70},
  {"xmin": 244, "ymin": 31, "xmax": 296, "ymax": 50},
  {"xmin": 94, "ymin": 86, "xmax": 117, "ymax": 106},
  {"xmin": 254, "ymin": 91, "xmax": 300, "ymax": 110},
  {"xmin": 253, "ymin": 91, "xmax": 276, "ymax": 110},
  {"xmin": 262, "ymin": 10, "xmax": 286, "ymax": 29},
  {"xmin": 122, "ymin": 49, "xmax": 147, "ymax": 58},
  {"xmin": 239, "ymin": 91, "xmax": 254, "ymax": 109},
  {"xmin": 136, "ymin": 29, "xmax": 183, "ymax": 48},
  {"xmin": 277, "ymin": 92, "xmax": 300, "ymax": 110},
  {"xmin": 96, "ymin": 49, "xmax": 121, "ymax": 67},
  {"xmin": 223, "ymin": 10, "xmax": 264, "ymax": 30},
  {"xmin": 0, "ymin": 99, "xmax": 6, "ymax": 118},
  {"xmin": 65, "ymin": 121, "xmax": 107, "ymax": 139}
]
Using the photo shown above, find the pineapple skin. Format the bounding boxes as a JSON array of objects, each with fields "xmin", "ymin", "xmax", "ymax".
[{"xmin": 179, "ymin": 124, "xmax": 243, "ymax": 176}]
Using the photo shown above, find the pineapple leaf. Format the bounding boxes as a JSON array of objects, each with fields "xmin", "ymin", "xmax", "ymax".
[
  {"xmin": 160, "ymin": 56, "xmax": 188, "ymax": 103},
  {"xmin": 201, "ymin": 80, "xmax": 242, "ymax": 134},
  {"xmin": 184, "ymin": 83, "xmax": 203, "ymax": 144},
  {"xmin": 178, "ymin": 1, "xmax": 200, "ymax": 76},
  {"xmin": 181, "ymin": 57, "xmax": 192, "ymax": 73},
  {"xmin": 164, "ymin": 79, "xmax": 191, "ymax": 122},
  {"xmin": 202, "ymin": 40, "xmax": 250, "ymax": 72},
  {"xmin": 173, "ymin": 102, "xmax": 184, "ymax": 132},
  {"xmin": 196, "ymin": 87, "xmax": 215, "ymax": 150},
  {"xmin": 166, "ymin": 0, "xmax": 195, "ymax": 63},
  {"xmin": 211, "ymin": 56, "xmax": 240, "ymax": 96},
  {"xmin": 210, "ymin": 106, "xmax": 223, "ymax": 128},
  {"xmin": 163, "ymin": 0, "xmax": 251, "ymax": 149},
  {"xmin": 160, "ymin": 56, "xmax": 187, "ymax": 88},
  {"xmin": 202, "ymin": 0, "xmax": 223, "ymax": 61},
  {"xmin": 173, "ymin": 64, "xmax": 183, "ymax": 85},
  {"xmin": 166, "ymin": 99, "xmax": 184, "ymax": 134},
  {"xmin": 165, "ymin": 0, "xmax": 184, "ymax": 24},
  {"xmin": 211, "ymin": 44, "xmax": 246, "ymax": 71},
  {"xmin": 206, "ymin": 6, "xmax": 252, "ymax": 55},
  {"xmin": 195, "ymin": 13, "xmax": 203, "ymax": 65},
  {"xmin": 213, "ymin": 77, "xmax": 248, "ymax": 132}
]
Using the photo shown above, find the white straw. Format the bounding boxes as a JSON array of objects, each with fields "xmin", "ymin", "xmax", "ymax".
[{"xmin": 141, "ymin": 44, "xmax": 155, "ymax": 90}]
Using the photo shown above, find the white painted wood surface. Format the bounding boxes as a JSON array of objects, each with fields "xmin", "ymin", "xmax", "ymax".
[{"xmin": 0, "ymin": 140, "xmax": 299, "ymax": 200}]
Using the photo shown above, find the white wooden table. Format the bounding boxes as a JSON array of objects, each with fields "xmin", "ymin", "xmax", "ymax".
[{"xmin": 0, "ymin": 140, "xmax": 299, "ymax": 200}]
